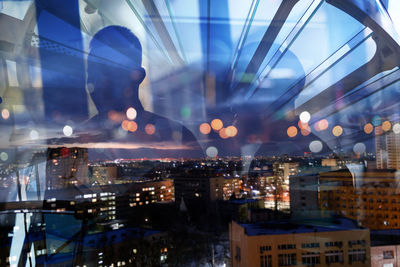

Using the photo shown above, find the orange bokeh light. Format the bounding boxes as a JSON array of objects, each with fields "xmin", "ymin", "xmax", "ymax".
[
  {"xmin": 332, "ymin": 125, "xmax": 343, "ymax": 137},
  {"xmin": 1, "ymin": 109, "xmax": 10, "ymax": 120},
  {"xmin": 315, "ymin": 119, "xmax": 329, "ymax": 131},
  {"xmin": 226, "ymin": 125, "xmax": 238, "ymax": 137},
  {"xmin": 301, "ymin": 127, "xmax": 311, "ymax": 136},
  {"xmin": 121, "ymin": 120, "xmax": 129, "ymax": 131},
  {"xmin": 145, "ymin": 124, "xmax": 156, "ymax": 135},
  {"xmin": 109, "ymin": 110, "xmax": 124, "ymax": 122},
  {"xmin": 364, "ymin": 123, "xmax": 373, "ymax": 134},
  {"xmin": 298, "ymin": 120, "xmax": 308, "ymax": 130},
  {"xmin": 287, "ymin": 126, "xmax": 298, "ymax": 138},
  {"xmin": 382, "ymin": 120, "xmax": 391, "ymax": 132},
  {"xmin": 211, "ymin": 119, "xmax": 223, "ymax": 131},
  {"xmin": 219, "ymin": 128, "xmax": 229, "ymax": 139},
  {"xmin": 199, "ymin": 123, "xmax": 211, "ymax": 135},
  {"xmin": 127, "ymin": 121, "xmax": 138, "ymax": 132}
]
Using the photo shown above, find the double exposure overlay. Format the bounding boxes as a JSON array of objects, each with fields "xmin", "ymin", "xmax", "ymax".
[{"xmin": 0, "ymin": 0, "xmax": 400, "ymax": 266}]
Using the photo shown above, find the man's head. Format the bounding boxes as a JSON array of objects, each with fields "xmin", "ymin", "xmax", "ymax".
[{"xmin": 87, "ymin": 26, "xmax": 146, "ymax": 116}]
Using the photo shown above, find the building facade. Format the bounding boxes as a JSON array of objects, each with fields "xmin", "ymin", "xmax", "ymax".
[
  {"xmin": 320, "ymin": 169, "xmax": 400, "ymax": 230},
  {"xmin": 230, "ymin": 219, "xmax": 370, "ymax": 267},
  {"xmin": 45, "ymin": 147, "xmax": 88, "ymax": 189}
]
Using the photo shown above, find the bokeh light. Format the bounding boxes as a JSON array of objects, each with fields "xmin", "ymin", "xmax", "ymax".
[
  {"xmin": 298, "ymin": 121, "xmax": 308, "ymax": 130},
  {"xmin": 364, "ymin": 123, "xmax": 373, "ymax": 134},
  {"xmin": 126, "ymin": 107, "xmax": 137, "ymax": 120},
  {"xmin": 63, "ymin": 125, "xmax": 73, "ymax": 137},
  {"xmin": 353, "ymin": 142, "xmax": 366, "ymax": 154},
  {"xmin": 145, "ymin": 124, "xmax": 156, "ymax": 135},
  {"xmin": 226, "ymin": 125, "xmax": 238, "ymax": 137},
  {"xmin": 30, "ymin": 130, "xmax": 39, "ymax": 140},
  {"xmin": 393, "ymin": 123, "xmax": 400, "ymax": 134},
  {"xmin": 299, "ymin": 111, "xmax": 311, "ymax": 123},
  {"xmin": 180, "ymin": 106, "xmax": 191, "ymax": 119},
  {"xmin": 287, "ymin": 126, "xmax": 298, "ymax": 138},
  {"xmin": 332, "ymin": 125, "xmax": 343, "ymax": 137},
  {"xmin": 315, "ymin": 119, "xmax": 329, "ymax": 131},
  {"xmin": 108, "ymin": 110, "xmax": 124, "ymax": 122},
  {"xmin": 127, "ymin": 121, "xmax": 138, "ymax": 132},
  {"xmin": 372, "ymin": 115, "xmax": 381, "ymax": 126},
  {"xmin": 0, "ymin": 152, "xmax": 8, "ymax": 161},
  {"xmin": 309, "ymin": 140, "xmax": 323, "ymax": 153},
  {"xmin": 211, "ymin": 119, "xmax": 223, "ymax": 131},
  {"xmin": 301, "ymin": 126, "xmax": 311, "ymax": 136},
  {"xmin": 1, "ymin": 109, "xmax": 9, "ymax": 120},
  {"xmin": 219, "ymin": 128, "xmax": 229, "ymax": 139},
  {"xmin": 121, "ymin": 120, "xmax": 129, "ymax": 131},
  {"xmin": 382, "ymin": 120, "xmax": 391, "ymax": 132},
  {"xmin": 199, "ymin": 123, "xmax": 211, "ymax": 135},
  {"xmin": 206, "ymin": 146, "xmax": 218, "ymax": 157}
]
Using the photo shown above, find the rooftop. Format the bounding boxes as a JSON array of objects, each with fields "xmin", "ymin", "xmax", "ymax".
[{"xmin": 239, "ymin": 217, "xmax": 366, "ymax": 236}]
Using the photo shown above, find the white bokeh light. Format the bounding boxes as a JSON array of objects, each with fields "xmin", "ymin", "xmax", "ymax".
[
  {"xmin": 63, "ymin": 125, "xmax": 73, "ymax": 137},
  {"xmin": 393, "ymin": 123, "xmax": 400, "ymax": 134},
  {"xmin": 0, "ymin": 152, "xmax": 8, "ymax": 161},
  {"xmin": 126, "ymin": 107, "xmax": 137, "ymax": 120},
  {"xmin": 206, "ymin": 146, "xmax": 218, "ymax": 157},
  {"xmin": 30, "ymin": 130, "xmax": 39, "ymax": 140},
  {"xmin": 299, "ymin": 111, "xmax": 311, "ymax": 123},
  {"xmin": 353, "ymin": 143, "xmax": 366, "ymax": 154},
  {"xmin": 309, "ymin": 140, "xmax": 323, "ymax": 153}
]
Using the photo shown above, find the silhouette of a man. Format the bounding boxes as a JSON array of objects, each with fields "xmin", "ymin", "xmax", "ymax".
[{"xmin": 85, "ymin": 26, "xmax": 203, "ymax": 159}]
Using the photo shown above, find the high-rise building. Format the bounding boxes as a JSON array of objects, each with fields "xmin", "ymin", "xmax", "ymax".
[
  {"xmin": 319, "ymin": 169, "xmax": 400, "ymax": 229},
  {"xmin": 375, "ymin": 129, "xmax": 400, "ymax": 170},
  {"xmin": 45, "ymin": 147, "xmax": 88, "ymax": 190},
  {"xmin": 289, "ymin": 173, "xmax": 319, "ymax": 218}
]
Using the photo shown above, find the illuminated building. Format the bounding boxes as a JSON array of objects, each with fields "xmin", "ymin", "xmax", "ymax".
[
  {"xmin": 45, "ymin": 147, "xmax": 88, "ymax": 189},
  {"xmin": 230, "ymin": 218, "xmax": 370, "ymax": 267},
  {"xmin": 319, "ymin": 169, "xmax": 400, "ymax": 229},
  {"xmin": 127, "ymin": 179, "xmax": 174, "ymax": 207},
  {"xmin": 89, "ymin": 164, "xmax": 118, "ymax": 185},
  {"xmin": 370, "ymin": 229, "xmax": 400, "ymax": 267},
  {"xmin": 376, "ymin": 131, "xmax": 400, "ymax": 170},
  {"xmin": 264, "ymin": 162, "xmax": 299, "ymax": 210},
  {"xmin": 174, "ymin": 176, "xmax": 220, "ymax": 202},
  {"xmin": 371, "ymin": 245, "xmax": 400, "ymax": 267},
  {"xmin": 321, "ymin": 158, "xmax": 343, "ymax": 168},
  {"xmin": 222, "ymin": 176, "xmax": 242, "ymax": 200}
]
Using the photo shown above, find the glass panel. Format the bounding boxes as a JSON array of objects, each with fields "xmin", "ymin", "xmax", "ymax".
[{"xmin": 1, "ymin": 1, "xmax": 400, "ymax": 266}]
